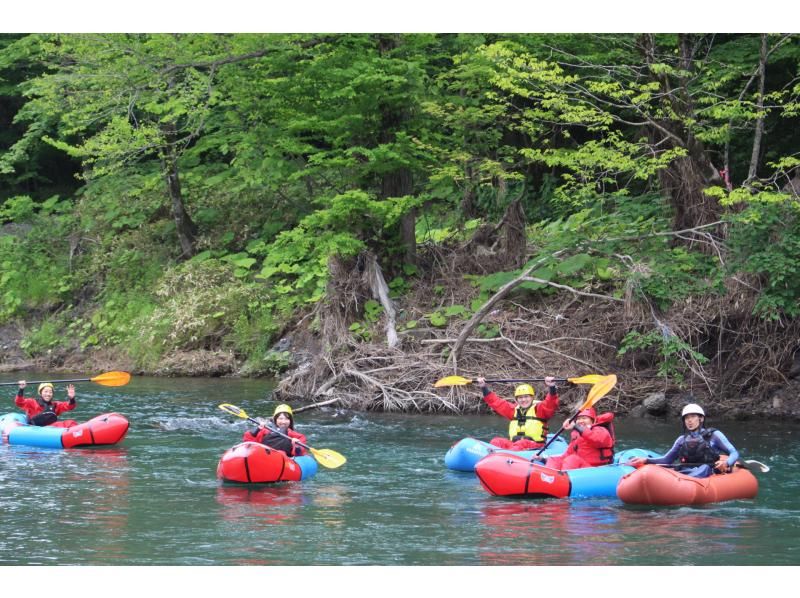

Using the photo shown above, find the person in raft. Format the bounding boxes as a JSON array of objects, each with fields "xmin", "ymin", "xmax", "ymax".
[
  {"xmin": 544, "ymin": 407, "xmax": 615, "ymax": 470},
  {"xmin": 476, "ymin": 376, "xmax": 559, "ymax": 450},
  {"xmin": 15, "ymin": 380, "xmax": 78, "ymax": 427},
  {"xmin": 243, "ymin": 403, "xmax": 307, "ymax": 457},
  {"xmin": 627, "ymin": 403, "xmax": 739, "ymax": 478}
]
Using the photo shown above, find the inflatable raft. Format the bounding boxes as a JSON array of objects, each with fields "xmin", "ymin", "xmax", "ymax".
[
  {"xmin": 217, "ymin": 441, "xmax": 318, "ymax": 484},
  {"xmin": 0, "ymin": 412, "xmax": 129, "ymax": 448},
  {"xmin": 616, "ymin": 464, "xmax": 758, "ymax": 506},
  {"xmin": 474, "ymin": 448, "xmax": 659, "ymax": 498},
  {"xmin": 444, "ymin": 435, "xmax": 569, "ymax": 472}
]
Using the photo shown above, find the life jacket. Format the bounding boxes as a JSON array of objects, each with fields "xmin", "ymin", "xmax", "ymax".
[
  {"xmin": 569, "ymin": 412, "xmax": 615, "ymax": 465},
  {"xmin": 30, "ymin": 399, "xmax": 58, "ymax": 427},
  {"xmin": 508, "ymin": 402, "xmax": 548, "ymax": 443},
  {"xmin": 260, "ymin": 429, "xmax": 295, "ymax": 456},
  {"xmin": 678, "ymin": 428, "xmax": 720, "ymax": 465}
]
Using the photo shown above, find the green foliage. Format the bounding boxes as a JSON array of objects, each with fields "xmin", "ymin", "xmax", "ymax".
[
  {"xmin": 0, "ymin": 215, "xmax": 73, "ymax": 322},
  {"xmin": 239, "ymin": 349, "xmax": 292, "ymax": 377},
  {"xmin": 67, "ymin": 292, "xmax": 158, "ymax": 351},
  {"xmin": 443, "ymin": 304, "xmax": 468, "ymax": 317},
  {"xmin": 726, "ymin": 202, "xmax": 800, "ymax": 318},
  {"xmin": 19, "ymin": 318, "xmax": 62, "ymax": 356},
  {"xmin": 476, "ymin": 323, "xmax": 500, "ymax": 338},
  {"xmin": 388, "ymin": 276, "xmax": 411, "ymax": 298},
  {"xmin": 422, "ymin": 304, "xmax": 471, "ymax": 328},
  {"xmin": 401, "ymin": 319, "xmax": 418, "ymax": 330},
  {"xmin": 633, "ymin": 247, "xmax": 723, "ymax": 310},
  {"xmin": 363, "ymin": 300, "xmax": 384, "ymax": 323},
  {"xmin": 129, "ymin": 259, "xmax": 265, "ymax": 368},
  {"xmin": 618, "ymin": 329, "xmax": 709, "ymax": 382},
  {"xmin": 0, "ymin": 195, "xmax": 35, "ymax": 221},
  {"xmin": 426, "ymin": 311, "xmax": 448, "ymax": 327},
  {"xmin": 1, "ymin": 33, "xmax": 799, "ymax": 372},
  {"xmin": 255, "ymin": 190, "xmax": 420, "ymax": 311},
  {"xmin": 348, "ymin": 321, "xmax": 372, "ymax": 342},
  {"xmin": 461, "ymin": 197, "xmax": 725, "ymax": 317},
  {"xmin": 230, "ymin": 304, "xmax": 281, "ymax": 374}
]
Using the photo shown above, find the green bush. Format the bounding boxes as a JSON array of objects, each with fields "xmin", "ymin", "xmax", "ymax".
[
  {"xmin": 726, "ymin": 203, "xmax": 800, "ymax": 319},
  {"xmin": 129, "ymin": 259, "xmax": 265, "ymax": 367},
  {"xmin": 618, "ymin": 329, "xmax": 709, "ymax": 382},
  {"xmin": 19, "ymin": 317, "xmax": 63, "ymax": 356}
]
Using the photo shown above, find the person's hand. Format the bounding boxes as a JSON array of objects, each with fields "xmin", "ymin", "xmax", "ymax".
[
  {"xmin": 18, "ymin": 380, "xmax": 26, "ymax": 390},
  {"xmin": 715, "ymin": 458, "xmax": 732, "ymax": 473},
  {"xmin": 562, "ymin": 418, "xmax": 575, "ymax": 431},
  {"xmin": 476, "ymin": 377, "xmax": 486, "ymax": 389},
  {"xmin": 67, "ymin": 384, "xmax": 76, "ymax": 399},
  {"xmin": 627, "ymin": 457, "xmax": 647, "ymax": 468},
  {"xmin": 544, "ymin": 376, "xmax": 555, "ymax": 387}
]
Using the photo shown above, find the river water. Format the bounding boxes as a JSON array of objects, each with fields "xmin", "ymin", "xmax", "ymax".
[{"xmin": 1, "ymin": 374, "xmax": 797, "ymax": 568}]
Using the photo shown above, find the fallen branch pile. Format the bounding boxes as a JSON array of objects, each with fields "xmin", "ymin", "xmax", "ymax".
[{"xmin": 274, "ymin": 243, "xmax": 799, "ymax": 416}]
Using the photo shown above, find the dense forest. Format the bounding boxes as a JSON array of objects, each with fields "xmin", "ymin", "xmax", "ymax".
[{"xmin": 1, "ymin": 33, "xmax": 799, "ymax": 416}]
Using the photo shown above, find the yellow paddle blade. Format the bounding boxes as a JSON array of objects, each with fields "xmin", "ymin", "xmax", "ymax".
[
  {"xmin": 434, "ymin": 375, "xmax": 473, "ymax": 388},
  {"xmin": 219, "ymin": 403, "xmax": 249, "ymax": 420},
  {"xmin": 567, "ymin": 374, "xmax": 606, "ymax": 386},
  {"xmin": 583, "ymin": 374, "xmax": 618, "ymax": 408},
  {"xmin": 90, "ymin": 371, "xmax": 132, "ymax": 387},
  {"xmin": 310, "ymin": 447, "xmax": 347, "ymax": 469}
]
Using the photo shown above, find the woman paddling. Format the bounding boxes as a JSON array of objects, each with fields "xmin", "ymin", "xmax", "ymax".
[
  {"xmin": 627, "ymin": 403, "xmax": 739, "ymax": 478},
  {"xmin": 243, "ymin": 404, "xmax": 307, "ymax": 457},
  {"xmin": 15, "ymin": 380, "xmax": 78, "ymax": 427},
  {"xmin": 543, "ymin": 407, "xmax": 615, "ymax": 470}
]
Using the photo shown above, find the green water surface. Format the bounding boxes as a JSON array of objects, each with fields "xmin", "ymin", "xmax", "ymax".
[{"xmin": 1, "ymin": 375, "xmax": 797, "ymax": 566}]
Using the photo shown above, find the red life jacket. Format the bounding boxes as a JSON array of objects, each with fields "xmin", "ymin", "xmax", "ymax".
[{"xmin": 568, "ymin": 412, "xmax": 615, "ymax": 465}]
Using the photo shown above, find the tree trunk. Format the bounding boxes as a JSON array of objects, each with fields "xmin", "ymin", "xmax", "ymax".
[
  {"xmin": 639, "ymin": 34, "xmax": 723, "ymax": 241},
  {"xmin": 460, "ymin": 161, "xmax": 477, "ymax": 218},
  {"xmin": 501, "ymin": 198, "xmax": 527, "ymax": 268},
  {"xmin": 381, "ymin": 169, "xmax": 416, "ymax": 264},
  {"xmin": 376, "ymin": 34, "xmax": 416, "ymax": 265},
  {"xmin": 161, "ymin": 122, "xmax": 197, "ymax": 259},
  {"xmin": 747, "ymin": 33, "xmax": 768, "ymax": 183}
]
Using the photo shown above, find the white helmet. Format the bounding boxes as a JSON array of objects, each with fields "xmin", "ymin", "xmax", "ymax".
[{"xmin": 681, "ymin": 403, "xmax": 705, "ymax": 418}]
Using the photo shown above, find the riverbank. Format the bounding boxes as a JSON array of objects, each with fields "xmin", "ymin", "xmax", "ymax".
[{"xmin": 4, "ymin": 291, "xmax": 799, "ymax": 421}]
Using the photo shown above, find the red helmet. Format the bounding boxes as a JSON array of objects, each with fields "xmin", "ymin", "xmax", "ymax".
[{"xmin": 576, "ymin": 408, "xmax": 597, "ymax": 422}]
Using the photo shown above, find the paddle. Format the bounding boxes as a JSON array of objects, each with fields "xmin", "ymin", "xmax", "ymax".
[
  {"xmin": 433, "ymin": 373, "xmax": 614, "ymax": 388},
  {"xmin": 435, "ymin": 375, "xmax": 570, "ymax": 388},
  {"xmin": 534, "ymin": 374, "xmax": 618, "ymax": 457},
  {"xmin": 740, "ymin": 459, "xmax": 770, "ymax": 473},
  {"xmin": 218, "ymin": 403, "xmax": 346, "ymax": 469},
  {"xmin": 0, "ymin": 371, "xmax": 132, "ymax": 388},
  {"xmin": 650, "ymin": 460, "xmax": 770, "ymax": 473}
]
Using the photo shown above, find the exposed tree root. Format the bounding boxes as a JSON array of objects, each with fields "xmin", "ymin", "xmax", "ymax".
[{"xmin": 275, "ymin": 240, "xmax": 800, "ymax": 418}]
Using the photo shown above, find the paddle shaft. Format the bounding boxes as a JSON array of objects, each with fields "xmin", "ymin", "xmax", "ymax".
[
  {"xmin": 0, "ymin": 377, "xmax": 93, "ymax": 386},
  {"xmin": 534, "ymin": 418, "xmax": 573, "ymax": 457},
  {"xmin": 483, "ymin": 378, "xmax": 569, "ymax": 384},
  {"xmin": 242, "ymin": 414, "xmax": 313, "ymax": 452},
  {"xmin": 654, "ymin": 460, "xmax": 769, "ymax": 473}
]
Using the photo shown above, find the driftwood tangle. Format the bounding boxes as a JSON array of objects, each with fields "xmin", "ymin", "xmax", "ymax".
[{"xmin": 275, "ymin": 228, "xmax": 800, "ymax": 418}]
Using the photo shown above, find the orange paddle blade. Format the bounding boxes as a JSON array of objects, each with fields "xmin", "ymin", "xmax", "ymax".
[
  {"xmin": 583, "ymin": 374, "xmax": 617, "ymax": 408},
  {"xmin": 90, "ymin": 371, "xmax": 132, "ymax": 387}
]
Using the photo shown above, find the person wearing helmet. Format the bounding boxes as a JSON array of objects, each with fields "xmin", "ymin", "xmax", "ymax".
[
  {"xmin": 544, "ymin": 406, "xmax": 615, "ymax": 470},
  {"xmin": 476, "ymin": 376, "xmax": 559, "ymax": 450},
  {"xmin": 627, "ymin": 402, "xmax": 739, "ymax": 477},
  {"xmin": 242, "ymin": 403, "xmax": 307, "ymax": 457},
  {"xmin": 14, "ymin": 380, "xmax": 78, "ymax": 427}
]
